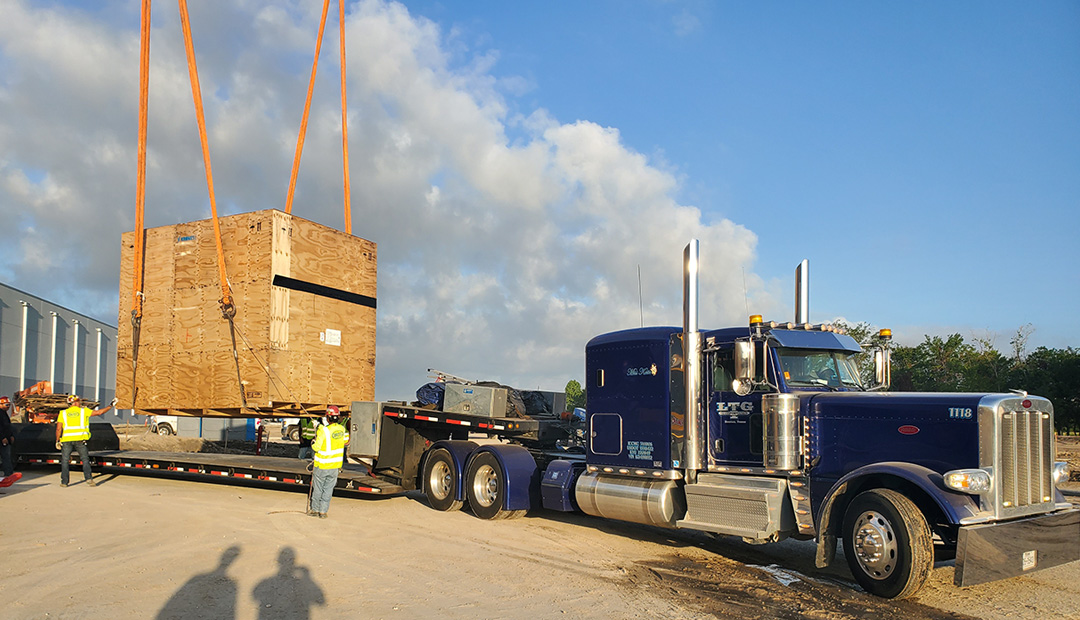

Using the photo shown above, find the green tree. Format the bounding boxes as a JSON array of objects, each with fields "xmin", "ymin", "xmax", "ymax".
[
  {"xmin": 564, "ymin": 379, "xmax": 585, "ymax": 409},
  {"xmin": 1010, "ymin": 347, "xmax": 1080, "ymax": 433},
  {"xmin": 891, "ymin": 334, "xmax": 975, "ymax": 392}
]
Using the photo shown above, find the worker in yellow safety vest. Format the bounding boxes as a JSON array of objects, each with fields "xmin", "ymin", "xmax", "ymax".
[
  {"xmin": 307, "ymin": 405, "xmax": 349, "ymax": 518},
  {"xmin": 55, "ymin": 395, "xmax": 114, "ymax": 487},
  {"xmin": 298, "ymin": 417, "xmax": 317, "ymax": 460}
]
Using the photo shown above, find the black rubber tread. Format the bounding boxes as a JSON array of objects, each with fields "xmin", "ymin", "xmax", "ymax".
[
  {"xmin": 422, "ymin": 448, "xmax": 463, "ymax": 512},
  {"xmin": 841, "ymin": 488, "xmax": 933, "ymax": 599},
  {"xmin": 465, "ymin": 452, "xmax": 508, "ymax": 520}
]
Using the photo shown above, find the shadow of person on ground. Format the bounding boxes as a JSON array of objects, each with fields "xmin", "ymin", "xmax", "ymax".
[
  {"xmin": 157, "ymin": 545, "xmax": 241, "ymax": 620},
  {"xmin": 252, "ymin": 547, "xmax": 325, "ymax": 619}
]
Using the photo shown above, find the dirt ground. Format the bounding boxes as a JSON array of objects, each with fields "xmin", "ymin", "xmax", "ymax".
[{"xmin": 1, "ymin": 426, "xmax": 1077, "ymax": 619}]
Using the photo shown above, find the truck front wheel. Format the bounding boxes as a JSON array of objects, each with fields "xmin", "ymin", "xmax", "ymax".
[
  {"xmin": 288, "ymin": 427, "xmax": 300, "ymax": 442},
  {"xmin": 156, "ymin": 425, "xmax": 173, "ymax": 436},
  {"xmin": 842, "ymin": 488, "xmax": 933, "ymax": 599},
  {"xmin": 423, "ymin": 448, "xmax": 463, "ymax": 511}
]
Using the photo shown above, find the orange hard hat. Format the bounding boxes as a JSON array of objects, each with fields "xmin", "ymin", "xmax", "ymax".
[{"xmin": 0, "ymin": 396, "xmax": 9, "ymax": 406}]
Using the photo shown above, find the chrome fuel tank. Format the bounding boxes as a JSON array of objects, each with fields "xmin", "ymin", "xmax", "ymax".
[{"xmin": 574, "ymin": 473, "xmax": 686, "ymax": 528}]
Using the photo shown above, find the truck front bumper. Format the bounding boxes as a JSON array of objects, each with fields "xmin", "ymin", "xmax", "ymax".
[{"xmin": 954, "ymin": 507, "xmax": 1080, "ymax": 587}]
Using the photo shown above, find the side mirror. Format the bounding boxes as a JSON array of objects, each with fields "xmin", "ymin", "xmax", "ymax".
[
  {"xmin": 873, "ymin": 348, "xmax": 891, "ymax": 390},
  {"xmin": 734, "ymin": 340, "xmax": 756, "ymax": 395}
]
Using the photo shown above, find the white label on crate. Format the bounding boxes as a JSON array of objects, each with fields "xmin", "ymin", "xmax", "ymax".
[
  {"xmin": 1022, "ymin": 550, "xmax": 1037, "ymax": 571},
  {"xmin": 324, "ymin": 329, "xmax": 341, "ymax": 346}
]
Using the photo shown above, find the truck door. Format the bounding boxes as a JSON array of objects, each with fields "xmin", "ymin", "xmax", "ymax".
[{"xmin": 706, "ymin": 347, "xmax": 763, "ymax": 466}]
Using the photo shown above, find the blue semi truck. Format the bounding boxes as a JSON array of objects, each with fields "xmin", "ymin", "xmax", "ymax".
[{"xmin": 347, "ymin": 241, "xmax": 1078, "ymax": 599}]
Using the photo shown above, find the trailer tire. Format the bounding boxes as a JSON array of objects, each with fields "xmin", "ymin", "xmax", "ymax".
[
  {"xmin": 465, "ymin": 451, "xmax": 513, "ymax": 520},
  {"xmin": 423, "ymin": 448, "xmax": 463, "ymax": 511},
  {"xmin": 842, "ymin": 488, "xmax": 933, "ymax": 599}
]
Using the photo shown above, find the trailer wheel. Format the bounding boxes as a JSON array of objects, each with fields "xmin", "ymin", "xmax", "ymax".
[
  {"xmin": 423, "ymin": 448, "xmax": 463, "ymax": 511},
  {"xmin": 156, "ymin": 425, "xmax": 173, "ymax": 436},
  {"xmin": 465, "ymin": 451, "xmax": 517, "ymax": 520},
  {"xmin": 842, "ymin": 488, "xmax": 933, "ymax": 599}
]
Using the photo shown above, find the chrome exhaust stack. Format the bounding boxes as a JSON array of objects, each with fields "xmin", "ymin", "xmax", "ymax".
[
  {"xmin": 683, "ymin": 240, "xmax": 703, "ymax": 479},
  {"xmin": 795, "ymin": 259, "xmax": 809, "ymax": 325}
]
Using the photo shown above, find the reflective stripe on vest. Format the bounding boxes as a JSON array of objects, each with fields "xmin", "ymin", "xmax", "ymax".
[
  {"xmin": 60, "ymin": 406, "xmax": 91, "ymax": 442},
  {"xmin": 313, "ymin": 423, "xmax": 349, "ymax": 469}
]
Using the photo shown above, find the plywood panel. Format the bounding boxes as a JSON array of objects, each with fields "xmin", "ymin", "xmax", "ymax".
[{"xmin": 116, "ymin": 209, "xmax": 376, "ymax": 415}]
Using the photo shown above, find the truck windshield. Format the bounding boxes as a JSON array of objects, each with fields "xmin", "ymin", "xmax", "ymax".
[{"xmin": 775, "ymin": 348, "xmax": 863, "ymax": 389}]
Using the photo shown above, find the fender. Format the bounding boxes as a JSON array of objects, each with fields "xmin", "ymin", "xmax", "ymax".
[
  {"xmin": 467, "ymin": 445, "xmax": 538, "ymax": 511},
  {"xmin": 813, "ymin": 461, "xmax": 981, "ymax": 568},
  {"xmin": 426, "ymin": 440, "xmax": 478, "ymax": 502}
]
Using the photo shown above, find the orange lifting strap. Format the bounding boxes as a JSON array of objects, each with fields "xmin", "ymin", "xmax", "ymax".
[
  {"xmin": 285, "ymin": 0, "xmax": 353, "ymax": 234},
  {"xmin": 131, "ymin": 0, "xmax": 151, "ymax": 326},
  {"xmin": 177, "ymin": 0, "xmax": 234, "ymax": 315},
  {"xmin": 338, "ymin": 0, "xmax": 352, "ymax": 234},
  {"xmin": 131, "ymin": 0, "xmax": 234, "ymax": 320}
]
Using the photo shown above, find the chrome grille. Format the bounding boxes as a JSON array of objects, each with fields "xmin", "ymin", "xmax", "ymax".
[
  {"xmin": 981, "ymin": 395, "xmax": 1056, "ymax": 520},
  {"xmin": 1000, "ymin": 411, "xmax": 1052, "ymax": 508}
]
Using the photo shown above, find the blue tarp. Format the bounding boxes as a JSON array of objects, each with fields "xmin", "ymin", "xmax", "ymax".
[{"xmin": 416, "ymin": 382, "xmax": 446, "ymax": 408}]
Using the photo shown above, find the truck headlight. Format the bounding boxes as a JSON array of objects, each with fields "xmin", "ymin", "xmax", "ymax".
[
  {"xmin": 944, "ymin": 469, "xmax": 992, "ymax": 495},
  {"xmin": 1052, "ymin": 461, "xmax": 1070, "ymax": 486}
]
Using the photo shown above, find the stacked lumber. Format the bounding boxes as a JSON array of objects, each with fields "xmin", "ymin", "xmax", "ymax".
[
  {"xmin": 13, "ymin": 394, "xmax": 99, "ymax": 424},
  {"xmin": 116, "ymin": 209, "xmax": 377, "ymax": 416}
]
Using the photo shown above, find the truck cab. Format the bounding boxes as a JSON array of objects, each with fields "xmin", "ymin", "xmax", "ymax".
[
  {"xmin": 570, "ymin": 244, "xmax": 1077, "ymax": 598},
  {"xmin": 577, "ymin": 317, "xmax": 1076, "ymax": 598}
]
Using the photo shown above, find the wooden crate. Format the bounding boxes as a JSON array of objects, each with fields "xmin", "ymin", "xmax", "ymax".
[{"xmin": 116, "ymin": 209, "xmax": 376, "ymax": 416}]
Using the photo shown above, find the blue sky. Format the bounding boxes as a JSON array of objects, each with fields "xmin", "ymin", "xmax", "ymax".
[
  {"xmin": 0, "ymin": 1, "xmax": 1077, "ymax": 397},
  {"xmin": 402, "ymin": 0, "xmax": 1080, "ymax": 348}
]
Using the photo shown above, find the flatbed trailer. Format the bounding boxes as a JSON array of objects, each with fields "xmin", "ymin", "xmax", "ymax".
[
  {"xmin": 14, "ymin": 402, "xmax": 580, "ymax": 500},
  {"xmin": 19, "ymin": 451, "xmax": 402, "ymax": 495}
]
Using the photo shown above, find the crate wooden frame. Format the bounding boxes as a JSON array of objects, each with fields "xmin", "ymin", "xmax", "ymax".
[{"xmin": 116, "ymin": 209, "xmax": 376, "ymax": 417}]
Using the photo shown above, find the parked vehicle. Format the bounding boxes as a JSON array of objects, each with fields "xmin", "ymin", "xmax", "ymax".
[
  {"xmin": 280, "ymin": 418, "xmax": 300, "ymax": 441},
  {"xmin": 150, "ymin": 415, "xmax": 178, "ymax": 436}
]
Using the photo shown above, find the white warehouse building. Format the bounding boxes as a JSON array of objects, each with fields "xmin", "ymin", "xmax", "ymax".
[{"xmin": 0, "ymin": 281, "xmax": 117, "ymax": 403}]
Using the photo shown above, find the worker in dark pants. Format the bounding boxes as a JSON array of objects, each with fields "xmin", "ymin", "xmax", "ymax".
[
  {"xmin": 56, "ymin": 395, "xmax": 114, "ymax": 487},
  {"xmin": 0, "ymin": 397, "xmax": 18, "ymax": 485},
  {"xmin": 308, "ymin": 406, "xmax": 349, "ymax": 518}
]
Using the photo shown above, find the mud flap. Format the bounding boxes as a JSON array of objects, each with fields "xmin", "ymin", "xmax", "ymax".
[{"xmin": 955, "ymin": 508, "xmax": 1080, "ymax": 587}]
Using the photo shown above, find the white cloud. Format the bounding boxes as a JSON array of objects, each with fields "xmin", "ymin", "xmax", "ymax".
[{"xmin": 0, "ymin": 0, "xmax": 776, "ymax": 399}]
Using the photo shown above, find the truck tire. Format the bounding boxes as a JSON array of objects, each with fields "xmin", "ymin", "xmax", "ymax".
[
  {"xmin": 288, "ymin": 427, "xmax": 300, "ymax": 442},
  {"xmin": 465, "ymin": 451, "xmax": 521, "ymax": 520},
  {"xmin": 423, "ymin": 448, "xmax": 463, "ymax": 511},
  {"xmin": 156, "ymin": 425, "xmax": 173, "ymax": 436},
  {"xmin": 842, "ymin": 488, "xmax": 933, "ymax": 599}
]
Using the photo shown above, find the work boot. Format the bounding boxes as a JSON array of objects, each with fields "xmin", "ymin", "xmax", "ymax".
[
  {"xmin": 60, "ymin": 482, "xmax": 68, "ymax": 487},
  {"xmin": 319, "ymin": 513, "xmax": 327, "ymax": 519},
  {"xmin": 86, "ymin": 478, "xmax": 96, "ymax": 487},
  {"xmin": 308, "ymin": 511, "xmax": 320, "ymax": 517}
]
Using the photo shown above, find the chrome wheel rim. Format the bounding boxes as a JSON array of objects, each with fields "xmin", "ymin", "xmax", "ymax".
[
  {"xmin": 472, "ymin": 464, "xmax": 498, "ymax": 508},
  {"xmin": 428, "ymin": 460, "xmax": 452, "ymax": 501},
  {"xmin": 852, "ymin": 510, "xmax": 897, "ymax": 580}
]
